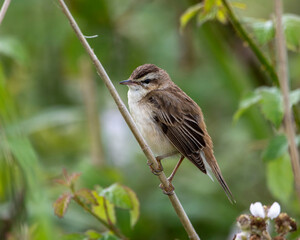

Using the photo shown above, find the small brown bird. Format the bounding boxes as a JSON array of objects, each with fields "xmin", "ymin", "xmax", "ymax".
[{"xmin": 120, "ymin": 64, "xmax": 234, "ymax": 203}]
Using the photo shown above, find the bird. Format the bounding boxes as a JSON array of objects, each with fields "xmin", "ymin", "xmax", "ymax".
[{"xmin": 120, "ymin": 63, "xmax": 235, "ymax": 203}]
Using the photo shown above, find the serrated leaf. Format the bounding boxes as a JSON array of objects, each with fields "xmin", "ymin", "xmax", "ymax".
[
  {"xmin": 123, "ymin": 186, "xmax": 140, "ymax": 227},
  {"xmin": 283, "ymin": 14, "xmax": 300, "ymax": 52},
  {"xmin": 289, "ymin": 88, "xmax": 300, "ymax": 106},
  {"xmin": 266, "ymin": 154, "xmax": 293, "ymax": 204},
  {"xmin": 259, "ymin": 87, "xmax": 284, "ymax": 128},
  {"xmin": 234, "ymin": 91, "xmax": 262, "ymax": 121},
  {"xmin": 180, "ymin": 3, "xmax": 203, "ymax": 30},
  {"xmin": 92, "ymin": 191, "xmax": 116, "ymax": 225},
  {"xmin": 62, "ymin": 169, "xmax": 81, "ymax": 187},
  {"xmin": 101, "ymin": 183, "xmax": 132, "ymax": 209},
  {"xmin": 262, "ymin": 135, "xmax": 288, "ymax": 162},
  {"xmin": 76, "ymin": 188, "xmax": 98, "ymax": 205},
  {"xmin": 53, "ymin": 193, "xmax": 73, "ymax": 218},
  {"xmin": 85, "ymin": 230, "xmax": 102, "ymax": 239}
]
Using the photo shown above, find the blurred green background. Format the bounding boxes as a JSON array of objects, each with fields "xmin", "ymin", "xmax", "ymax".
[{"xmin": 1, "ymin": 0, "xmax": 300, "ymax": 239}]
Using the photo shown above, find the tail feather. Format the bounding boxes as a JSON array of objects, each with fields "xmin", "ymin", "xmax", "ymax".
[
  {"xmin": 211, "ymin": 164, "xmax": 236, "ymax": 204},
  {"xmin": 201, "ymin": 150, "xmax": 235, "ymax": 204}
]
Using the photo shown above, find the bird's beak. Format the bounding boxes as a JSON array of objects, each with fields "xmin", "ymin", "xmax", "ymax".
[{"xmin": 119, "ymin": 79, "xmax": 135, "ymax": 85}]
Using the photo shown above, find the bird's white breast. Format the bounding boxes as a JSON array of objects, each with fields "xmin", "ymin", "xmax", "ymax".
[{"xmin": 128, "ymin": 88, "xmax": 176, "ymax": 156}]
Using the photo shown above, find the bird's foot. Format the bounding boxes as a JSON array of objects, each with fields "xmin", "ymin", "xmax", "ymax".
[
  {"xmin": 159, "ymin": 179, "xmax": 175, "ymax": 195},
  {"xmin": 147, "ymin": 159, "xmax": 163, "ymax": 175}
]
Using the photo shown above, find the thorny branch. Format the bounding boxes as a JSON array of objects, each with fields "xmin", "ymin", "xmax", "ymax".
[{"xmin": 57, "ymin": 0, "xmax": 200, "ymax": 239}]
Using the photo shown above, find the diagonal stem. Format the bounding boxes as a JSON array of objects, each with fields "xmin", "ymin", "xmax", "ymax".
[
  {"xmin": 221, "ymin": 0, "xmax": 279, "ymax": 86},
  {"xmin": 57, "ymin": 0, "xmax": 200, "ymax": 239}
]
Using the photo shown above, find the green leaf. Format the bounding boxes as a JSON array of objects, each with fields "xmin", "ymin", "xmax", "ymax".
[
  {"xmin": 259, "ymin": 87, "xmax": 284, "ymax": 128},
  {"xmin": 289, "ymin": 88, "xmax": 300, "ymax": 106},
  {"xmin": 180, "ymin": 3, "xmax": 203, "ymax": 30},
  {"xmin": 100, "ymin": 183, "xmax": 140, "ymax": 227},
  {"xmin": 197, "ymin": 8, "xmax": 217, "ymax": 26},
  {"xmin": 61, "ymin": 233, "xmax": 86, "ymax": 240},
  {"xmin": 245, "ymin": 18, "xmax": 275, "ymax": 45},
  {"xmin": 101, "ymin": 183, "xmax": 132, "ymax": 209},
  {"xmin": 123, "ymin": 186, "xmax": 140, "ymax": 227},
  {"xmin": 266, "ymin": 154, "xmax": 294, "ymax": 204},
  {"xmin": 85, "ymin": 230, "xmax": 102, "ymax": 239},
  {"xmin": 53, "ymin": 193, "xmax": 73, "ymax": 218},
  {"xmin": 262, "ymin": 135, "xmax": 288, "ymax": 162},
  {"xmin": 75, "ymin": 188, "xmax": 98, "ymax": 205},
  {"xmin": 0, "ymin": 37, "xmax": 28, "ymax": 64},
  {"xmin": 100, "ymin": 233, "xmax": 120, "ymax": 240},
  {"xmin": 283, "ymin": 14, "xmax": 300, "ymax": 52},
  {"xmin": 92, "ymin": 191, "xmax": 116, "ymax": 225},
  {"xmin": 233, "ymin": 91, "xmax": 262, "ymax": 121}
]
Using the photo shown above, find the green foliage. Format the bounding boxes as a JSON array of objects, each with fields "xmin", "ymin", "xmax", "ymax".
[
  {"xmin": 262, "ymin": 134, "xmax": 288, "ymax": 162},
  {"xmin": 244, "ymin": 14, "xmax": 300, "ymax": 51},
  {"xmin": 266, "ymin": 154, "xmax": 294, "ymax": 204},
  {"xmin": 180, "ymin": 3, "xmax": 203, "ymax": 30},
  {"xmin": 53, "ymin": 170, "xmax": 140, "ymax": 239},
  {"xmin": 180, "ymin": 0, "xmax": 246, "ymax": 29},
  {"xmin": 53, "ymin": 193, "xmax": 73, "ymax": 218},
  {"xmin": 234, "ymin": 87, "xmax": 284, "ymax": 128},
  {"xmin": 101, "ymin": 183, "xmax": 140, "ymax": 227},
  {"xmin": 0, "ymin": 37, "xmax": 28, "ymax": 64}
]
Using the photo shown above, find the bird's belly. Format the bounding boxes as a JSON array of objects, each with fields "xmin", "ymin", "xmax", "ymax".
[{"xmin": 129, "ymin": 103, "xmax": 176, "ymax": 156}]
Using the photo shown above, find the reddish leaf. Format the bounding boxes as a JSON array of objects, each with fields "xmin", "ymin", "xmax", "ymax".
[
  {"xmin": 76, "ymin": 188, "xmax": 98, "ymax": 205},
  {"xmin": 53, "ymin": 193, "xmax": 73, "ymax": 218},
  {"xmin": 68, "ymin": 172, "xmax": 81, "ymax": 186},
  {"xmin": 54, "ymin": 178, "xmax": 68, "ymax": 186}
]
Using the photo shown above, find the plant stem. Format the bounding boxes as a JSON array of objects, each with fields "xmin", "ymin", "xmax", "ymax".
[
  {"xmin": 274, "ymin": 0, "xmax": 300, "ymax": 203},
  {"xmin": 221, "ymin": 0, "xmax": 300, "ymax": 131},
  {"xmin": 73, "ymin": 195, "xmax": 127, "ymax": 240},
  {"xmin": 0, "ymin": 0, "xmax": 11, "ymax": 25},
  {"xmin": 220, "ymin": 0, "xmax": 279, "ymax": 86},
  {"xmin": 57, "ymin": 0, "xmax": 200, "ymax": 239}
]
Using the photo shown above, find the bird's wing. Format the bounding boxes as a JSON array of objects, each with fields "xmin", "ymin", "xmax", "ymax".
[
  {"xmin": 145, "ymin": 87, "xmax": 235, "ymax": 203},
  {"xmin": 145, "ymin": 87, "xmax": 208, "ymax": 173}
]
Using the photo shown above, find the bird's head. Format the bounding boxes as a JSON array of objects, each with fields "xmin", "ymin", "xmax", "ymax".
[{"xmin": 120, "ymin": 64, "xmax": 171, "ymax": 92}]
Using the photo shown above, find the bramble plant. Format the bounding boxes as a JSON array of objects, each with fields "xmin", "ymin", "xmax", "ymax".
[
  {"xmin": 53, "ymin": 169, "xmax": 139, "ymax": 240},
  {"xmin": 234, "ymin": 202, "xmax": 297, "ymax": 240}
]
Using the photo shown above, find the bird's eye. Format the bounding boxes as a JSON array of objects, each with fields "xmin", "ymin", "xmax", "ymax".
[{"xmin": 142, "ymin": 79, "xmax": 151, "ymax": 84}]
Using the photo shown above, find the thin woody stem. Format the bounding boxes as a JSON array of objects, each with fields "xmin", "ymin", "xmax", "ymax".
[
  {"xmin": 0, "ymin": 0, "xmax": 11, "ymax": 25},
  {"xmin": 274, "ymin": 0, "xmax": 300, "ymax": 203},
  {"xmin": 57, "ymin": 0, "xmax": 200, "ymax": 239}
]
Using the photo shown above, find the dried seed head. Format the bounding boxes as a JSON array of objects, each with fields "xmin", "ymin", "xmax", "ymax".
[
  {"xmin": 250, "ymin": 216, "xmax": 267, "ymax": 234},
  {"xmin": 237, "ymin": 214, "xmax": 251, "ymax": 231},
  {"xmin": 275, "ymin": 213, "xmax": 297, "ymax": 235},
  {"xmin": 249, "ymin": 234, "xmax": 261, "ymax": 240}
]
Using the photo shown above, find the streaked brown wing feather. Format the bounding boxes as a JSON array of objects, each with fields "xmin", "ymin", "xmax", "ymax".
[{"xmin": 146, "ymin": 87, "xmax": 207, "ymax": 173}]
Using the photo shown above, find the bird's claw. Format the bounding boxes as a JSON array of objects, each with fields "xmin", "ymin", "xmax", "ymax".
[
  {"xmin": 147, "ymin": 159, "xmax": 163, "ymax": 175},
  {"xmin": 159, "ymin": 181, "xmax": 175, "ymax": 195}
]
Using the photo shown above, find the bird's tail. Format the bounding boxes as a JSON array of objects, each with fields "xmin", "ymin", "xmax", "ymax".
[{"xmin": 201, "ymin": 150, "xmax": 235, "ymax": 204}]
